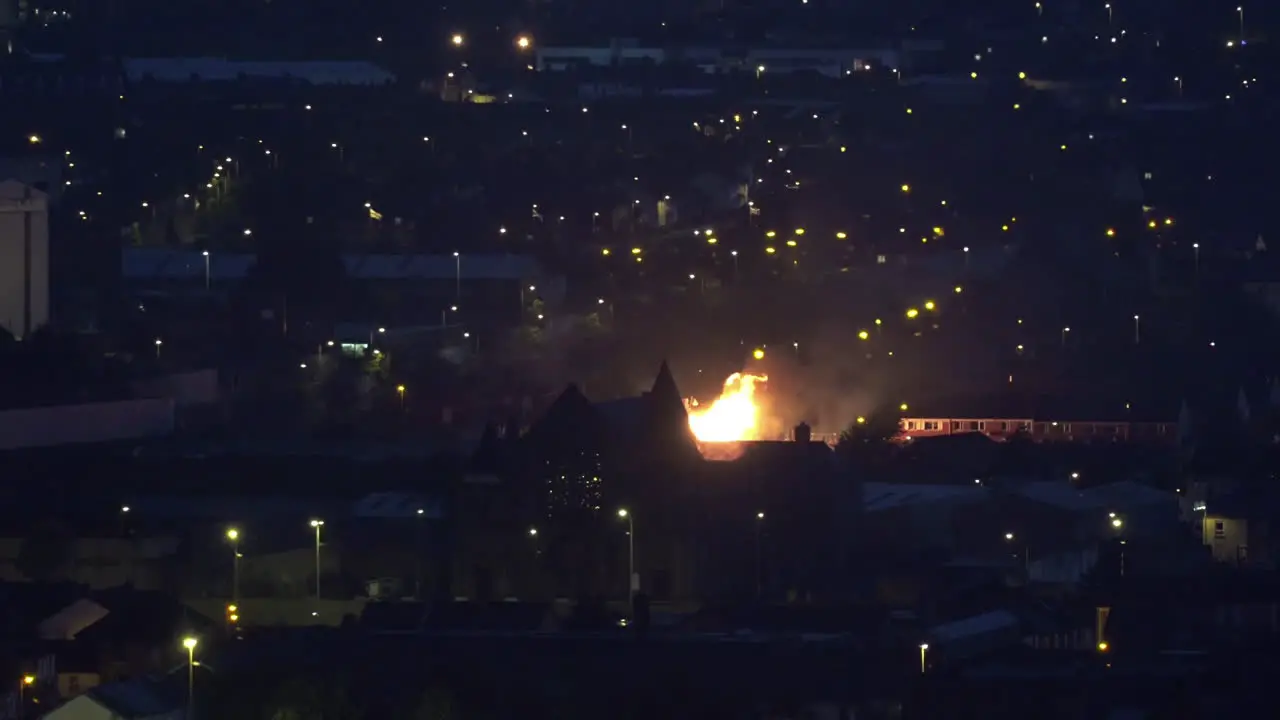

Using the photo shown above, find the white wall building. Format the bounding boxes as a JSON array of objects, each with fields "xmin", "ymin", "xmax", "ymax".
[{"xmin": 0, "ymin": 179, "xmax": 49, "ymax": 339}]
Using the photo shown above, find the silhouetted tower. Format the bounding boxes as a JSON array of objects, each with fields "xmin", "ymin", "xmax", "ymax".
[
  {"xmin": 525, "ymin": 384, "xmax": 605, "ymax": 520},
  {"xmin": 644, "ymin": 360, "xmax": 700, "ymax": 462},
  {"xmin": 794, "ymin": 422, "xmax": 812, "ymax": 443}
]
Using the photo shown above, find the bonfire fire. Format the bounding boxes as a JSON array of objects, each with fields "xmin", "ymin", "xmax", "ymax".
[{"xmin": 686, "ymin": 373, "xmax": 768, "ymax": 443}]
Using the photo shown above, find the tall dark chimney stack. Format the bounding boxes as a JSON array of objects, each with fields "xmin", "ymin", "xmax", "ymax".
[{"xmin": 794, "ymin": 422, "xmax": 811, "ymax": 443}]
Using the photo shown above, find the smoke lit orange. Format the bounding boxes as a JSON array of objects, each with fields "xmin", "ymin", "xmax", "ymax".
[{"xmin": 687, "ymin": 373, "xmax": 768, "ymax": 442}]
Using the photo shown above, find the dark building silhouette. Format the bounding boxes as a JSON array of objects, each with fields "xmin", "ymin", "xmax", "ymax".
[{"xmin": 456, "ymin": 361, "xmax": 856, "ymax": 603}]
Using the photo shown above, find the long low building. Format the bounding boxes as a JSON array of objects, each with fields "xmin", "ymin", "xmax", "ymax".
[
  {"xmin": 122, "ymin": 248, "xmax": 557, "ymax": 292},
  {"xmin": 535, "ymin": 44, "xmax": 904, "ymax": 77},
  {"xmin": 899, "ymin": 417, "xmax": 1177, "ymax": 443}
]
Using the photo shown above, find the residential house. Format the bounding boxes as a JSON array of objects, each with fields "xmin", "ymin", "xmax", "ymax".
[
  {"xmin": 1197, "ymin": 493, "xmax": 1275, "ymax": 568},
  {"xmin": 0, "ymin": 584, "xmax": 215, "ymax": 714},
  {"xmin": 39, "ymin": 678, "xmax": 183, "ymax": 720}
]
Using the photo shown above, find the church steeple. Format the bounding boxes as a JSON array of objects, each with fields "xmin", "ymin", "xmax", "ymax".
[
  {"xmin": 644, "ymin": 361, "xmax": 699, "ymax": 459},
  {"xmin": 650, "ymin": 360, "xmax": 683, "ymax": 408}
]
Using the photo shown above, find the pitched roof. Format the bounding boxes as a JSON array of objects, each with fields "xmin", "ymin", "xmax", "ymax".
[
  {"xmin": 87, "ymin": 678, "xmax": 180, "ymax": 718},
  {"xmin": 80, "ymin": 588, "xmax": 214, "ymax": 645},
  {"xmin": 351, "ymin": 492, "xmax": 441, "ymax": 519},
  {"xmin": 0, "ymin": 179, "xmax": 49, "ymax": 202},
  {"xmin": 862, "ymin": 482, "xmax": 987, "ymax": 512},
  {"xmin": 928, "ymin": 609, "xmax": 1019, "ymax": 644}
]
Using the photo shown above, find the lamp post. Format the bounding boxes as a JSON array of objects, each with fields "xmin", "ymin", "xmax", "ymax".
[
  {"xmin": 181, "ymin": 637, "xmax": 198, "ymax": 719},
  {"xmin": 19, "ymin": 675, "xmax": 34, "ymax": 709},
  {"xmin": 1061, "ymin": 327, "xmax": 1070, "ymax": 347},
  {"xmin": 309, "ymin": 520, "xmax": 324, "ymax": 599},
  {"xmin": 202, "ymin": 251, "xmax": 210, "ymax": 290},
  {"xmin": 919, "ymin": 643, "xmax": 929, "ymax": 673},
  {"xmin": 226, "ymin": 528, "xmax": 240, "ymax": 603},
  {"xmin": 1133, "ymin": 315, "xmax": 1140, "ymax": 344},
  {"xmin": 452, "ymin": 251, "xmax": 461, "ymax": 299},
  {"xmin": 755, "ymin": 512, "xmax": 765, "ymax": 599},
  {"xmin": 618, "ymin": 509, "xmax": 635, "ymax": 598},
  {"xmin": 1238, "ymin": 6, "xmax": 1245, "ymax": 40},
  {"xmin": 1006, "ymin": 532, "xmax": 1029, "ymax": 574}
]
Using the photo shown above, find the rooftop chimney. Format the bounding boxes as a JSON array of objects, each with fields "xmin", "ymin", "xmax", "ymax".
[{"xmin": 794, "ymin": 422, "xmax": 811, "ymax": 443}]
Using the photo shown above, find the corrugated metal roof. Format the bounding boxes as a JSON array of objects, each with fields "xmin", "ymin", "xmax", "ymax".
[
  {"xmin": 123, "ymin": 58, "xmax": 393, "ymax": 85},
  {"xmin": 862, "ymin": 482, "xmax": 987, "ymax": 512},
  {"xmin": 929, "ymin": 609, "xmax": 1018, "ymax": 643},
  {"xmin": 121, "ymin": 248, "xmax": 251, "ymax": 280},
  {"xmin": 1014, "ymin": 481, "xmax": 1095, "ymax": 510},
  {"xmin": 352, "ymin": 492, "xmax": 442, "ymax": 519},
  {"xmin": 124, "ymin": 250, "xmax": 539, "ymax": 282},
  {"xmin": 89, "ymin": 679, "xmax": 179, "ymax": 718}
]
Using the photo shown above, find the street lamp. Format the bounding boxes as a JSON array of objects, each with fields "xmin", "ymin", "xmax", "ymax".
[
  {"xmin": 309, "ymin": 520, "xmax": 324, "ymax": 599},
  {"xmin": 1133, "ymin": 315, "xmax": 1140, "ymax": 344},
  {"xmin": 226, "ymin": 527, "xmax": 240, "ymax": 603},
  {"xmin": 181, "ymin": 637, "xmax": 198, "ymax": 717},
  {"xmin": 755, "ymin": 512, "xmax": 765, "ymax": 599},
  {"xmin": 451, "ymin": 33, "xmax": 464, "ymax": 47},
  {"xmin": 202, "ymin": 251, "xmax": 210, "ymax": 290},
  {"xmin": 618, "ymin": 509, "xmax": 635, "ymax": 598},
  {"xmin": 20, "ymin": 675, "xmax": 34, "ymax": 707},
  {"xmin": 919, "ymin": 643, "xmax": 929, "ymax": 673},
  {"xmin": 453, "ymin": 251, "xmax": 461, "ymax": 298}
]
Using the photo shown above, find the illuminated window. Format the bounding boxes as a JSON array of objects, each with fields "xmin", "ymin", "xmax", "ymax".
[{"xmin": 1214, "ymin": 521, "xmax": 1225, "ymax": 539}]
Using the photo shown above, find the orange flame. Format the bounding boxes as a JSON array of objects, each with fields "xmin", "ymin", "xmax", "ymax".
[{"xmin": 687, "ymin": 373, "xmax": 768, "ymax": 442}]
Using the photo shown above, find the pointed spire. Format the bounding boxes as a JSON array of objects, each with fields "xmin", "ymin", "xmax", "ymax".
[{"xmin": 650, "ymin": 360, "xmax": 682, "ymax": 407}]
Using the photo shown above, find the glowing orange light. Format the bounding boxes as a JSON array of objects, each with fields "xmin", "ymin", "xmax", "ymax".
[{"xmin": 687, "ymin": 373, "xmax": 768, "ymax": 443}]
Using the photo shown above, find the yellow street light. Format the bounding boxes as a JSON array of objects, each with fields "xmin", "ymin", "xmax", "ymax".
[
  {"xmin": 27, "ymin": 134, "xmax": 41, "ymax": 144},
  {"xmin": 786, "ymin": 239, "xmax": 797, "ymax": 247},
  {"xmin": 515, "ymin": 35, "xmax": 532, "ymax": 50},
  {"xmin": 182, "ymin": 636, "xmax": 198, "ymax": 651},
  {"xmin": 631, "ymin": 247, "xmax": 642, "ymax": 255},
  {"xmin": 226, "ymin": 528, "xmax": 239, "ymax": 541},
  {"xmin": 765, "ymin": 246, "xmax": 776, "ymax": 254},
  {"xmin": 900, "ymin": 403, "xmax": 909, "ymax": 411},
  {"xmin": 617, "ymin": 508, "xmax": 628, "ymax": 518},
  {"xmin": 856, "ymin": 416, "xmax": 866, "ymax": 424},
  {"xmin": 794, "ymin": 228, "xmax": 805, "ymax": 235},
  {"xmin": 954, "ymin": 286, "xmax": 963, "ymax": 294},
  {"xmin": 858, "ymin": 330, "xmax": 869, "ymax": 340},
  {"xmin": 451, "ymin": 33, "xmax": 464, "ymax": 46},
  {"xmin": 753, "ymin": 348, "xmax": 765, "ymax": 360},
  {"xmin": 906, "ymin": 308, "xmax": 919, "ymax": 319},
  {"xmin": 766, "ymin": 230, "xmax": 776, "ymax": 237},
  {"xmin": 22, "ymin": 675, "xmax": 34, "ymax": 686},
  {"xmin": 601, "ymin": 248, "xmax": 611, "ymax": 256},
  {"xmin": 1106, "ymin": 228, "xmax": 1116, "ymax": 237},
  {"xmin": 1097, "ymin": 641, "xmax": 1109, "ymax": 652},
  {"xmin": 900, "ymin": 184, "xmax": 911, "ymax": 193},
  {"xmin": 836, "ymin": 231, "xmax": 847, "ymax": 239},
  {"xmin": 924, "ymin": 301, "xmax": 936, "ymax": 311}
]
